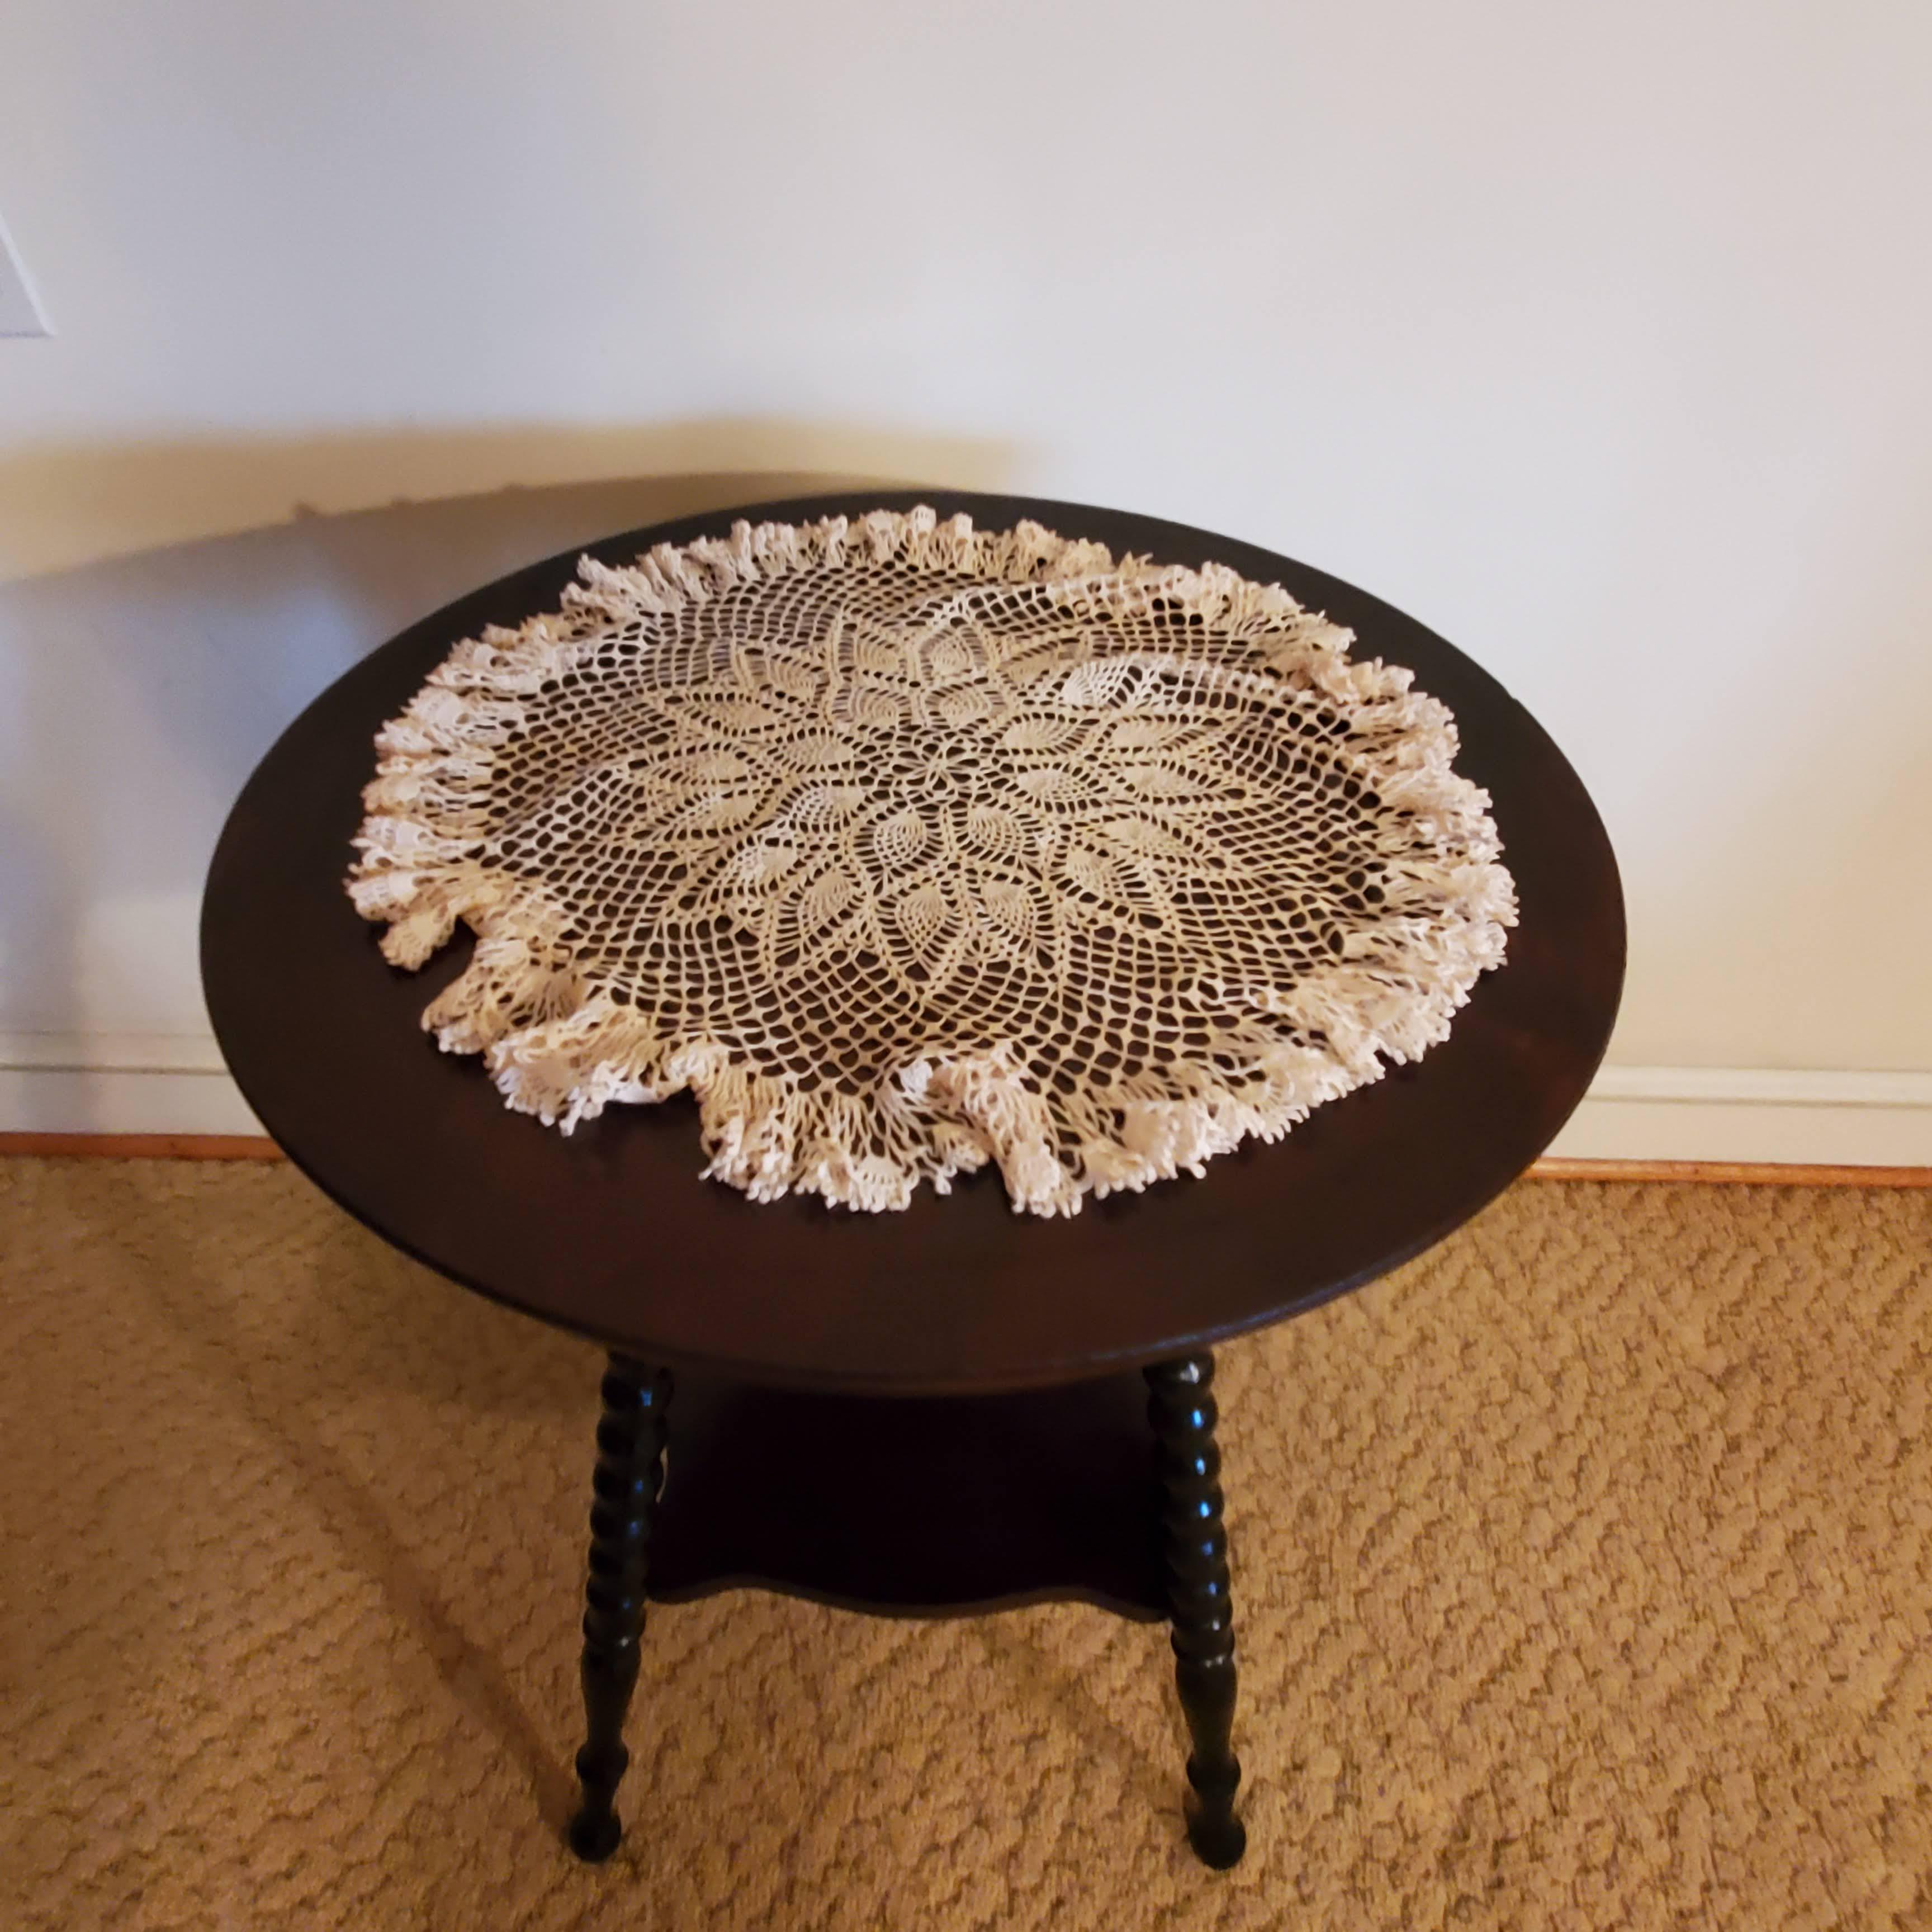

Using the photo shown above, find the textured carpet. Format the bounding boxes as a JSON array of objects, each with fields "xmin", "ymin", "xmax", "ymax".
[{"xmin": 0, "ymin": 1159, "xmax": 1926, "ymax": 1931}]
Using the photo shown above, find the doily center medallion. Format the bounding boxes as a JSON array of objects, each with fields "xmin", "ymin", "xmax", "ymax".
[{"xmin": 349, "ymin": 508, "xmax": 1517, "ymax": 1215}]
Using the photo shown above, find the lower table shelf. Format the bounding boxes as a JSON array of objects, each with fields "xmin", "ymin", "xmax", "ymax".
[{"xmin": 645, "ymin": 1370, "xmax": 1169, "ymax": 1622}]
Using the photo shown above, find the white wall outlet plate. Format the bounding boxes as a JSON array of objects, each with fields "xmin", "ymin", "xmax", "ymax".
[{"xmin": 0, "ymin": 213, "xmax": 52, "ymax": 337}]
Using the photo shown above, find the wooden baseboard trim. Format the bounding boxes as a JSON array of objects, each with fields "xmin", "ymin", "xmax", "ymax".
[
  {"xmin": 2, "ymin": 1133, "xmax": 1929, "ymax": 1189},
  {"xmin": 1528, "ymin": 1156, "xmax": 1932, "ymax": 1188},
  {"xmin": 0, "ymin": 1132, "xmax": 287, "ymax": 1162}
]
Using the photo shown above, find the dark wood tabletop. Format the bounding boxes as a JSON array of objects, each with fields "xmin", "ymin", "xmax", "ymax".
[{"xmin": 201, "ymin": 490, "xmax": 1623, "ymax": 1397}]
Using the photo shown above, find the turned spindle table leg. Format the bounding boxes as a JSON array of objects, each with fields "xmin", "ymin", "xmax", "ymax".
[
  {"xmin": 568, "ymin": 1354, "xmax": 673, "ymax": 1863},
  {"xmin": 1146, "ymin": 1353, "xmax": 1246, "ymax": 1869}
]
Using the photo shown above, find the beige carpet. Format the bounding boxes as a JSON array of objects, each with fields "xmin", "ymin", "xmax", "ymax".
[{"xmin": 1, "ymin": 1159, "xmax": 1926, "ymax": 1931}]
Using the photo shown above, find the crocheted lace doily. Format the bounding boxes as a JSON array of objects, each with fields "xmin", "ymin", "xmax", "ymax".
[{"xmin": 349, "ymin": 507, "xmax": 1516, "ymax": 1216}]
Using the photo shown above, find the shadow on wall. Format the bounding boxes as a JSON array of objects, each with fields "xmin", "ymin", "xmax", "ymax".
[
  {"xmin": 0, "ymin": 419, "xmax": 1021, "ymax": 582},
  {"xmin": 0, "ymin": 420, "xmax": 1020, "ymax": 1063}
]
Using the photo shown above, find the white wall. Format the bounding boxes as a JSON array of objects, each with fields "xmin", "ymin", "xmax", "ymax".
[{"xmin": 3, "ymin": 1, "xmax": 1929, "ymax": 1158}]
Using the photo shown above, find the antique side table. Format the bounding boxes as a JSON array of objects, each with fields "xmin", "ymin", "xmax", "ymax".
[{"xmin": 200, "ymin": 490, "xmax": 1623, "ymax": 1871}]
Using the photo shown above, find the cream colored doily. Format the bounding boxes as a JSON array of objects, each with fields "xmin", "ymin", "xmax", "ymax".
[{"xmin": 349, "ymin": 507, "xmax": 1516, "ymax": 1215}]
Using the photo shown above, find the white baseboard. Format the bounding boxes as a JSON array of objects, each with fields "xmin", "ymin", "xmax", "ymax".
[
  {"xmin": 1543, "ymin": 1066, "xmax": 1932, "ymax": 1166},
  {"xmin": 2, "ymin": 1033, "xmax": 1929, "ymax": 1166},
  {"xmin": 0, "ymin": 1034, "xmax": 263, "ymax": 1136}
]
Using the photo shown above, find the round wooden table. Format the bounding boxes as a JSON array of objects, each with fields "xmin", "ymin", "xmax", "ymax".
[{"xmin": 201, "ymin": 490, "xmax": 1624, "ymax": 1871}]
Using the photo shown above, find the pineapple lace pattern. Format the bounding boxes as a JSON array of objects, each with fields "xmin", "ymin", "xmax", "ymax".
[{"xmin": 348, "ymin": 507, "xmax": 1517, "ymax": 1216}]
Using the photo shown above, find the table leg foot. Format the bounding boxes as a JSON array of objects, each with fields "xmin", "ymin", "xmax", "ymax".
[
  {"xmin": 567, "ymin": 1353, "xmax": 671, "ymax": 1863},
  {"xmin": 1147, "ymin": 1354, "xmax": 1246, "ymax": 1871}
]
